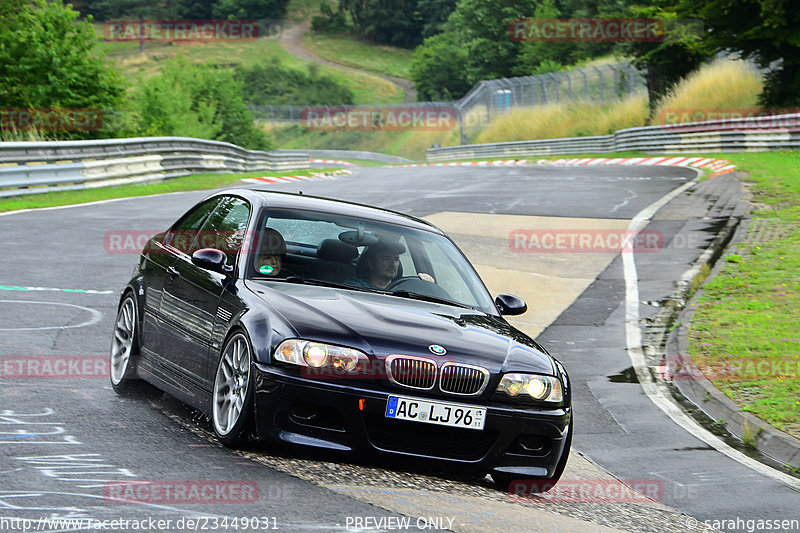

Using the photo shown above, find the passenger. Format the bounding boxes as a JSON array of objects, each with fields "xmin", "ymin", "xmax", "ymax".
[{"xmin": 255, "ymin": 228, "xmax": 286, "ymax": 276}]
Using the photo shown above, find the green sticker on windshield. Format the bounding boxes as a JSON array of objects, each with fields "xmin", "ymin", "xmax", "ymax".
[{"xmin": 259, "ymin": 265, "xmax": 274, "ymax": 274}]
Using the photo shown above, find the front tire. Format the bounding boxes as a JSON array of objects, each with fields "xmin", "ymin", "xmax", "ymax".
[
  {"xmin": 212, "ymin": 332, "xmax": 255, "ymax": 446},
  {"xmin": 110, "ymin": 293, "xmax": 140, "ymax": 393}
]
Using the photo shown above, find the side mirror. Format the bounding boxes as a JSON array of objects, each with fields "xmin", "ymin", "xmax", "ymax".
[
  {"xmin": 495, "ymin": 294, "xmax": 527, "ymax": 316},
  {"xmin": 192, "ymin": 248, "xmax": 233, "ymax": 275}
]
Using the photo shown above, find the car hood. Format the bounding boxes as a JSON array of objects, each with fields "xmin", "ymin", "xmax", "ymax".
[{"xmin": 247, "ymin": 281, "xmax": 555, "ymax": 375}]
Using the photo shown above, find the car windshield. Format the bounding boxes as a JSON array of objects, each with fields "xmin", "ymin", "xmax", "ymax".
[{"xmin": 245, "ymin": 208, "xmax": 496, "ymax": 313}]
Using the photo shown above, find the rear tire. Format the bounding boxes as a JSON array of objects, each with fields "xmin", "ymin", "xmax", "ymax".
[
  {"xmin": 493, "ymin": 417, "xmax": 573, "ymax": 493},
  {"xmin": 212, "ymin": 332, "xmax": 255, "ymax": 447},
  {"xmin": 110, "ymin": 293, "xmax": 140, "ymax": 393}
]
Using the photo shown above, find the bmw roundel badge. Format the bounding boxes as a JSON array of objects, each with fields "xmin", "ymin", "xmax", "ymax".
[{"xmin": 428, "ymin": 344, "xmax": 447, "ymax": 356}]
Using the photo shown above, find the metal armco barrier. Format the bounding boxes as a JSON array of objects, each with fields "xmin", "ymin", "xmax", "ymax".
[
  {"xmin": 427, "ymin": 113, "xmax": 800, "ymax": 161},
  {"xmin": 280, "ymin": 149, "xmax": 412, "ymax": 164},
  {"xmin": 0, "ymin": 137, "xmax": 309, "ymax": 197}
]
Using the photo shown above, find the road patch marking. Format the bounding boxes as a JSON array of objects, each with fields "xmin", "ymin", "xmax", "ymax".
[
  {"xmin": 0, "ymin": 300, "xmax": 103, "ymax": 331},
  {"xmin": 0, "ymin": 285, "xmax": 113, "ymax": 295}
]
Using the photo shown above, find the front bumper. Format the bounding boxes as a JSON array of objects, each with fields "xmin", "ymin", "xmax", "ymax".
[{"xmin": 253, "ymin": 363, "xmax": 571, "ymax": 478}]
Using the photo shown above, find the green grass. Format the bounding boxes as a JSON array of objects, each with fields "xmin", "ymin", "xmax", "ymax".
[
  {"xmin": 687, "ymin": 151, "xmax": 800, "ymax": 438},
  {"xmin": 94, "ymin": 26, "xmax": 403, "ymax": 105},
  {"xmin": 302, "ymin": 31, "xmax": 414, "ymax": 79},
  {"xmin": 0, "ymin": 169, "xmax": 335, "ymax": 213}
]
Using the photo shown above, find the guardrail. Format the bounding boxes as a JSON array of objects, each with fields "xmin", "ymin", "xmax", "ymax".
[
  {"xmin": 0, "ymin": 137, "xmax": 310, "ymax": 197},
  {"xmin": 427, "ymin": 113, "xmax": 800, "ymax": 161},
  {"xmin": 280, "ymin": 149, "xmax": 412, "ymax": 164}
]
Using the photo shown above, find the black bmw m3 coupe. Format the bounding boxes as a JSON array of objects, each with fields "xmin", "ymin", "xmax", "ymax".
[{"xmin": 110, "ymin": 189, "xmax": 572, "ymax": 490}]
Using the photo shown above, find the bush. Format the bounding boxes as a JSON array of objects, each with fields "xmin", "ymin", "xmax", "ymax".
[
  {"xmin": 651, "ymin": 59, "xmax": 764, "ymax": 124},
  {"xmin": 474, "ymin": 94, "xmax": 649, "ymax": 143},
  {"xmin": 236, "ymin": 59, "xmax": 355, "ymax": 106},
  {"xmin": 131, "ymin": 58, "xmax": 271, "ymax": 150}
]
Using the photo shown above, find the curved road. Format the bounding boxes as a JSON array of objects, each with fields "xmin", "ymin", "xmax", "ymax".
[{"xmin": 1, "ymin": 165, "xmax": 797, "ymax": 532}]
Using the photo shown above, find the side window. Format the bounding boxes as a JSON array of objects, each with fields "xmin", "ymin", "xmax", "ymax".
[
  {"xmin": 194, "ymin": 197, "xmax": 251, "ymax": 264},
  {"xmin": 167, "ymin": 198, "xmax": 221, "ymax": 254}
]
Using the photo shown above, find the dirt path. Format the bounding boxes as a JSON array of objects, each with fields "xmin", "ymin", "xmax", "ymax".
[{"xmin": 278, "ymin": 21, "xmax": 417, "ymax": 103}]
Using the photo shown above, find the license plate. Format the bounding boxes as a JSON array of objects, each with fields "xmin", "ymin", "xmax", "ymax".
[{"xmin": 385, "ymin": 395, "xmax": 486, "ymax": 430}]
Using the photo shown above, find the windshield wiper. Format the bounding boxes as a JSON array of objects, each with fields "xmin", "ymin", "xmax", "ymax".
[
  {"xmin": 384, "ymin": 290, "xmax": 470, "ymax": 309},
  {"xmin": 251, "ymin": 276, "xmax": 361, "ymax": 291},
  {"xmin": 251, "ymin": 275, "xmax": 305, "ymax": 283}
]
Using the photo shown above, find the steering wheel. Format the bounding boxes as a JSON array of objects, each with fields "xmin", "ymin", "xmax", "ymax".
[
  {"xmin": 385, "ymin": 276, "xmax": 420, "ymax": 291},
  {"xmin": 385, "ymin": 276, "xmax": 454, "ymax": 301}
]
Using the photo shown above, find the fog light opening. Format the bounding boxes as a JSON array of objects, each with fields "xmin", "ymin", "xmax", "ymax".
[
  {"xmin": 511, "ymin": 435, "xmax": 551, "ymax": 456},
  {"xmin": 289, "ymin": 404, "xmax": 319, "ymax": 422}
]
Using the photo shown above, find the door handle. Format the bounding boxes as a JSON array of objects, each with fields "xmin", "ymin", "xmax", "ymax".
[{"xmin": 167, "ymin": 266, "xmax": 180, "ymax": 278}]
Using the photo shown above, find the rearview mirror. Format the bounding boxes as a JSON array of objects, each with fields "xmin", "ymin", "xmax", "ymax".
[
  {"xmin": 495, "ymin": 294, "xmax": 527, "ymax": 316},
  {"xmin": 192, "ymin": 248, "xmax": 233, "ymax": 275}
]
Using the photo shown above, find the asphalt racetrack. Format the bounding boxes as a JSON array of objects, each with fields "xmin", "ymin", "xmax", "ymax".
[{"xmin": 1, "ymin": 164, "xmax": 798, "ymax": 533}]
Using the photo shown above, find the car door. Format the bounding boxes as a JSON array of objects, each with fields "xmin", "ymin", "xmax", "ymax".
[
  {"xmin": 140, "ymin": 197, "xmax": 222, "ymax": 359},
  {"xmin": 158, "ymin": 196, "xmax": 251, "ymax": 391}
]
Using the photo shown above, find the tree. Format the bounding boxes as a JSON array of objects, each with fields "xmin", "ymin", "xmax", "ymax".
[
  {"xmin": 689, "ymin": 0, "xmax": 800, "ymax": 107},
  {"xmin": 0, "ymin": 0, "xmax": 126, "ymax": 138},
  {"xmin": 410, "ymin": 32, "xmax": 471, "ymax": 100},
  {"xmin": 511, "ymin": 0, "xmax": 615, "ymax": 77},
  {"xmin": 622, "ymin": 3, "xmax": 712, "ymax": 111},
  {"xmin": 336, "ymin": 0, "xmax": 457, "ymax": 48},
  {"xmin": 84, "ymin": 0, "xmax": 184, "ymax": 21},
  {"xmin": 211, "ymin": 0, "xmax": 290, "ymax": 20},
  {"xmin": 417, "ymin": 0, "xmax": 457, "ymax": 39}
]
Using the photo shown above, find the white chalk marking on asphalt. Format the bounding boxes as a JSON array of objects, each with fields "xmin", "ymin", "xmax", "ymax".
[
  {"xmin": 0, "ymin": 285, "xmax": 113, "ymax": 295},
  {"xmin": 0, "ymin": 300, "xmax": 103, "ymax": 332},
  {"xmin": 622, "ymin": 171, "xmax": 800, "ymax": 491}
]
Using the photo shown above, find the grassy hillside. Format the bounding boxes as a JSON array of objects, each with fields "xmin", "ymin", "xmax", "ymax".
[
  {"xmin": 95, "ymin": 26, "xmax": 403, "ymax": 105},
  {"xmin": 302, "ymin": 32, "xmax": 414, "ymax": 79}
]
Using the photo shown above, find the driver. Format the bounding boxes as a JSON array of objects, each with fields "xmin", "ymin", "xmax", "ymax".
[
  {"xmin": 352, "ymin": 239, "xmax": 434, "ymax": 289},
  {"xmin": 255, "ymin": 228, "xmax": 286, "ymax": 276}
]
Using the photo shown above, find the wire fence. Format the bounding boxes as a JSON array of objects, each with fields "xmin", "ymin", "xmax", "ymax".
[
  {"xmin": 454, "ymin": 61, "xmax": 646, "ymax": 120},
  {"xmin": 249, "ymin": 61, "xmax": 646, "ymax": 125}
]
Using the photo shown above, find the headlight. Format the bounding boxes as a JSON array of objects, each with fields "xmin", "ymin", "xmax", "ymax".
[
  {"xmin": 274, "ymin": 339, "xmax": 368, "ymax": 374},
  {"xmin": 304, "ymin": 343, "xmax": 328, "ymax": 367},
  {"xmin": 496, "ymin": 373, "xmax": 563, "ymax": 403}
]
